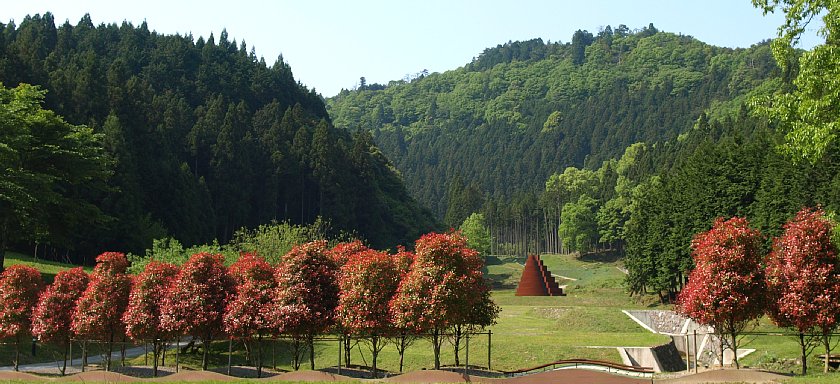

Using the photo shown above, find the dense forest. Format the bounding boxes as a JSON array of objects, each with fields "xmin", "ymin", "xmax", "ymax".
[
  {"xmin": 327, "ymin": 22, "xmax": 840, "ymax": 301},
  {"xmin": 326, "ymin": 24, "xmax": 782, "ymax": 224},
  {"xmin": 0, "ymin": 13, "xmax": 438, "ymax": 264}
]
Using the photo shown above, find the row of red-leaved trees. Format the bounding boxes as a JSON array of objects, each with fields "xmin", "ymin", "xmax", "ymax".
[
  {"xmin": 0, "ymin": 231, "xmax": 498, "ymax": 377},
  {"xmin": 676, "ymin": 207, "xmax": 840, "ymax": 375}
]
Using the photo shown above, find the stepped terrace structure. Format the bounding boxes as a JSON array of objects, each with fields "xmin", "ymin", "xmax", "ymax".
[{"xmin": 515, "ymin": 254, "xmax": 565, "ymax": 296}]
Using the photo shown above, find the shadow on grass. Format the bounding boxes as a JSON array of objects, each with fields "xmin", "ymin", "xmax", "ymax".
[{"xmin": 577, "ymin": 250, "xmax": 622, "ymax": 263}]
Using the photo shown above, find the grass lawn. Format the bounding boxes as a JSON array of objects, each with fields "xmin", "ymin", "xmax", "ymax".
[{"xmin": 2, "ymin": 251, "xmax": 92, "ymax": 283}]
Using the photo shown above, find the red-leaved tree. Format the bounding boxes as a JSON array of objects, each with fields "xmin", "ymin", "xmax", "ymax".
[
  {"xmin": 676, "ymin": 217, "xmax": 765, "ymax": 369},
  {"xmin": 390, "ymin": 231, "xmax": 497, "ymax": 370},
  {"xmin": 329, "ymin": 240, "xmax": 369, "ymax": 368},
  {"xmin": 71, "ymin": 252, "xmax": 131, "ymax": 371},
  {"xmin": 223, "ymin": 252, "xmax": 275, "ymax": 377},
  {"xmin": 328, "ymin": 240, "xmax": 368, "ymax": 368},
  {"xmin": 389, "ymin": 246, "xmax": 417, "ymax": 372},
  {"xmin": 31, "ymin": 267, "xmax": 88, "ymax": 375},
  {"xmin": 329, "ymin": 240, "xmax": 369, "ymax": 267},
  {"xmin": 336, "ymin": 248, "xmax": 400, "ymax": 377},
  {"xmin": 159, "ymin": 252, "xmax": 232, "ymax": 371},
  {"xmin": 0, "ymin": 265, "xmax": 43, "ymax": 371},
  {"xmin": 766, "ymin": 208, "xmax": 840, "ymax": 374},
  {"xmin": 272, "ymin": 240, "xmax": 338, "ymax": 370},
  {"xmin": 122, "ymin": 261, "xmax": 179, "ymax": 376}
]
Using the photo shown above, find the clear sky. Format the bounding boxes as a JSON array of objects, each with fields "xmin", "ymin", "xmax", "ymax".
[{"xmin": 4, "ymin": 0, "xmax": 824, "ymax": 97}]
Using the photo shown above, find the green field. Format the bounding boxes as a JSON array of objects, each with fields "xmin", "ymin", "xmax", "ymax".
[{"xmin": 1, "ymin": 251, "xmax": 837, "ymax": 380}]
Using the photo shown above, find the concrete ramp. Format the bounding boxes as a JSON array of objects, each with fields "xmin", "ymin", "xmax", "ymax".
[{"xmin": 622, "ymin": 310, "xmax": 755, "ymax": 369}]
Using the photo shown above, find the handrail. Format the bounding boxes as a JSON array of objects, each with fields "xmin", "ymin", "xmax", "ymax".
[{"xmin": 500, "ymin": 358, "xmax": 654, "ymax": 376}]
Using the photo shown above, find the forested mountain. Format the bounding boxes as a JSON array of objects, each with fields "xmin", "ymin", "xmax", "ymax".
[
  {"xmin": 0, "ymin": 13, "xmax": 437, "ymax": 261},
  {"xmin": 326, "ymin": 24, "xmax": 782, "ymax": 220}
]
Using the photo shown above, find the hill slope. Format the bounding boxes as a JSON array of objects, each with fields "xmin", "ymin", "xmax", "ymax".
[
  {"xmin": 327, "ymin": 25, "xmax": 780, "ymax": 218},
  {"xmin": 0, "ymin": 13, "xmax": 438, "ymax": 259}
]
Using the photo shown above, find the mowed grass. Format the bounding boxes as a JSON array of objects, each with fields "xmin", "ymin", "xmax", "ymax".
[{"xmin": 3, "ymin": 251, "xmax": 92, "ymax": 283}]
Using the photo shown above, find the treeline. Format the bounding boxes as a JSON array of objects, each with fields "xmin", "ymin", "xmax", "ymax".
[
  {"xmin": 458, "ymin": 109, "xmax": 840, "ymax": 303},
  {"xmin": 0, "ymin": 13, "xmax": 437, "ymax": 262},
  {"xmin": 327, "ymin": 24, "xmax": 781, "ymax": 218},
  {"xmin": 0, "ymin": 231, "xmax": 496, "ymax": 376}
]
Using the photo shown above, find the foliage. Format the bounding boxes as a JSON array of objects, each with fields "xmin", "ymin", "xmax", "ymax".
[
  {"xmin": 272, "ymin": 240, "xmax": 338, "ymax": 369},
  {"xmin": 765, "ymin": 207, "xmax": 840, "ymax": 373},
  {"xmin": 123, "ymin": 261, "xmax": 179, "ymax": 341},
  {"xmin": 127, "ymin": 237, "xmax": 228, "ymax": 274},
  {"xmin": 122, "ymin": 260, "xmax": 177, "ymax": 376},
  {"xmin": 336, "ymin": 248, "xmax": 400, "ymax": 376},
  {"xmin": 230, "ymin": 219, "xmax": 331, "ymax": 264},
  {"xmin": 0, "ymin": 265, "xmax": 43, "ymax": 370},
  {"xmin": 71, "ymin": 252, "xmax": 131, "ymax": 340},
  {"xmin": 159, "ymin": 252, "xmax": 232, "ymax": 370},
  {"xmin": 328, "ymin": 27, "xmax": 780, "ymax": 221},
  {"xmin": 328, "ymin": 239, "xmax": 369, "ymax": 268},
  {"xmin": 31, "ymin": 267, "xmax": 88, "ymax": 343},
  {"xmin": 0, "ymin": 14, "xmax": 437, "ymax": 260},
  {"xmin": 676, "ymin": 217, "xmax": 766, "ymax": 369},
  {"xmin": 70, "ymin": 252, "xmax": 131, "ymax": 371},
  {"xmin": 390, "ymin": 231, "xmax": 496, "ymax": 369},
  {"xmin": 0, "ymin": 265, "xmax": 43, "ymax": 339},
  {"xmin": 558, "ymin": 194, "xmax": 600, "ymax": 253},
  {"xmin": 223, "ymin": 252, "xmax": 276, "ymax": 338},
  {"xmin": 752, "ymin": 0, "xmax": 840, "ymax": 162},
  {"xmin": 0, "ymin": 82, "xmax": 110, "ymax": 267},
  {"xmin": 459, "ymin": 213, "xmax": 491, "ymax": 256}
]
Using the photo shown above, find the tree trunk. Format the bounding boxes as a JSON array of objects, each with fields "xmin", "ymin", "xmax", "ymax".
[
  {"xmin": 397, "ymin": 333, "xmax": 408, "ymax": 373},
  {"xmin": 106, "ymin": 332, "xmax": 114, "ymax": 371},
  {"xmin": 432, "ymin": 328, "xmax": 442, "ymax": 370},
  {"xmin": 82, "ymin": 340, "xmax": 88, "ymax": 372},
  {"xmin": 153, "ymin": 340, "xmax": 159, "ymax": 377},
  {"xmin": 371, "ymin": 335, "xmax": 379, "ymax": 378},
  {"xmin": 14, "ymin": 334, "xmax": 20, "ymax": 371},
  {"xmin": 731, "ymin": 330, "xmax": 739, "ymax": 369},
  {"xmin": 308, "ymin": 334, "xmax": 315, "ymax": 370},
  {"xmin": 61, "ymin": 340, "xmax": 69, "ymax": 376},
  {"xmin": 343, "ymin": 334, "xmax": 351, "ymax": 367},
  {"xmin": 799, "ymin": 332, "xmax": 807, "ymax": 376},
  {"xmin": 256, "ymin": 334, "xmax": 263, "ymax": 378},
  {"xmin": 202, "ymin": 333, "xmax": 211, "ymax": 371},
  {"xmin": 453, "ymin": 325, "xmax": 461, "ymax": 366},
  {"xmin": 824, "ymin": 332, "xmax": 831, "ymax": 373}
]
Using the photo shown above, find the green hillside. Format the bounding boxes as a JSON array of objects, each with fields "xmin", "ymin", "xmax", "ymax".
[
  {"xmin": 0, "ymin": 14, "xmax": 438, "ymax": 264},
  {"xmin": 326, "ymin": 25, "xmax": 780, "ymax": 218}
]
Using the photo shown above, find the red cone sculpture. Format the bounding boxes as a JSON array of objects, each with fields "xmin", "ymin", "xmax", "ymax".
[{"xmin": 515, "ymin": 254, "xmax": 565, "ymax": 296}]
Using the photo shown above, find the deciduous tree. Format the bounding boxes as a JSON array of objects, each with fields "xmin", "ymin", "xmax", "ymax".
[
  {"xmin": 389, "ymin": 247, "xmax": 417, "ymax": 372},
  {"xmin": 223, "ymin": 252, "xmax": 275, "ymax": 377},
  {"xmin": 71, "ymin": 252, "xmax": 131, "ymax": 371},
  {"xmin": 390, "ymin": 231, "xmax": 497, "ymax": 369},
  {"xmin": 160, "ymin": 252, "xmax": 233, "ymax": 370},
  {"xmin": 0, "ymin": 265, "xmax": 43, "ymax": 370},
  {"xmin": 765, "ymin": 208, "xmax": 840, "ymax": 374},
  {"xmin": 272, "ymin": 241, "xmax": 338, "ymax": 370},
  {"xmin": 337, "ymin": 249, "xmax": 400, "ymax": 377},
  {"xmin": 0, "ymin": 83, "xmax": 110, "ymax": 269},
  {"xmin": 753, "ymin": 0, "xmax": 840, "ymax": 162},
  {"xmin": 676, "ymin": 217, "xmax": 765, "ymax": 369},
  {"xmin": 123, "ymin": 261, "xmax": 179, "ymax": 377},
  {"xmin": 31, "ymin": 267, "xmax": 88, "ymax": 375}
]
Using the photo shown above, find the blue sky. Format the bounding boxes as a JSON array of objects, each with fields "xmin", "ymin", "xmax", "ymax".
[{"xmin": 5, "ymin": 0, "xmax": 824, "ymax": 97}]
